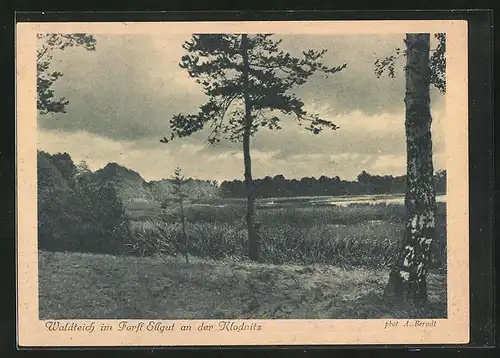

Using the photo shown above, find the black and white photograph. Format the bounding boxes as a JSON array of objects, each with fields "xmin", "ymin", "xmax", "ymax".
[{"xmin": 16, "ymin": 20, "xmax": 469, "ymax": 346}]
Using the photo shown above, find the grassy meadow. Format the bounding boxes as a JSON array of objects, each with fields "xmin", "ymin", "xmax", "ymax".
[
  {"xmin": 39, "ymin": 251, "xmax": 446, "ymax": 320},
  {"xmin": 128, "ymin": 201, "xmax": 447, "ymax": 269},
  {"xmin": 38, "ymin": 198, "xmax": 447, "ymax": 319}
]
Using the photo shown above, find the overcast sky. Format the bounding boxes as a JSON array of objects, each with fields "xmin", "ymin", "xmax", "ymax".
[{"xmin": 37, "ymin": 33, "xmax": 446, "ymax": 182}]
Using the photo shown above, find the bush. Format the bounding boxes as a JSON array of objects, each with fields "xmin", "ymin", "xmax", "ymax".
[
  {"xmin": 37, "ymin": 151, "xmax": 133, "ymax": 255},
  {"xmin": 60, "ymin": 176, "xmax": 132, "ymax": 254}
]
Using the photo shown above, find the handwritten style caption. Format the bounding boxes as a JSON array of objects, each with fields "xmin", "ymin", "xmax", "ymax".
[
  {"xmin": 384, "ymin": 319, "xmax": 438, "ymax": 329},
  {"xmin": 44, "ymin": 320, "xmax": 263, "ymax": 334}
]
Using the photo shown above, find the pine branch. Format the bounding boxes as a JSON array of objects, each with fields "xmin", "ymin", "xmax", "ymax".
[{"xmin": 164, "ymin": 33, "xmax": 347, "ymax": 145}]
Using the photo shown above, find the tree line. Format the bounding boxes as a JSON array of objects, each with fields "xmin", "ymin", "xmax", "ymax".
[{"xmin": 220, "ymin": 170, "xmax": 447, "ymax": 198}]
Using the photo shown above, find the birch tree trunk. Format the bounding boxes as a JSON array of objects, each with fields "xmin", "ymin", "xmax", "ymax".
[
  {"xmin": 241, "ymin": 34, "xmax": 259, "ymax": 261},
  {"xmin": 385, "ymin": 33, "xmax": 436, "ymax": 306}
]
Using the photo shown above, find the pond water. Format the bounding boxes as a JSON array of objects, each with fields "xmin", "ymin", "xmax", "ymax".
[
  {"xmin": 194, "ymin": 194, "xmax": 446, "ymax": 209},
  {"xmin": 308, "ymin": 194, "xmax": 446, "ymax": 207}
]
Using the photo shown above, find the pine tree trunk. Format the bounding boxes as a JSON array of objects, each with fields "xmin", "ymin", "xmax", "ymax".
[
  {"xmin": 241, "ymin": 34, "xmax": 259, "ymax": 261},
  {"xmin": 180, "ymin": 199, "xmax": 188, "ymax": 264},
  {"xmin": 385, "ymin": 33, "xmax": 436, "ymax": 306}
]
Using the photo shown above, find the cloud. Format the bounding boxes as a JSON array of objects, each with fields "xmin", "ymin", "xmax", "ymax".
[
  {"xmin": 37, "ymin": 33, "xmax": 447, "ymax": 181},
  {"xmin": 39, "ymin": 34, "xmax": 206, "ymax": 141},
  {"xmin": 253, "ymin": 108, "xmax": 445, "ymax": 159},
  {"xmin": 277, "ymin": 34, "xmax": 445, "ymax": 116},
  {"xmin": 38, "ymin": 118, "xmax": 446, "ymax": 182},
  {"xmin": 38, "ymin": 33, "xmax": 445, "ymax": 142}
]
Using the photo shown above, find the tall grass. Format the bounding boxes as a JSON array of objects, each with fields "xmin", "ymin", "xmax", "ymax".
[{"xmin": 129, "ymin": 203, "xmax": 447, "ymax": 270}]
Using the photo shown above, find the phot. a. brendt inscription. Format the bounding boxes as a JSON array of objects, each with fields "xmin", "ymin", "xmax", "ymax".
[{"xmin": 384, "ymin": 320, "xmax": 438, "ymax": 329}]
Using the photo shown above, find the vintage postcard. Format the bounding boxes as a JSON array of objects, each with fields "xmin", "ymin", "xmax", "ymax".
[{"xmin": 16, "ymin": 19, "xmax": 469, "ymax": 347}]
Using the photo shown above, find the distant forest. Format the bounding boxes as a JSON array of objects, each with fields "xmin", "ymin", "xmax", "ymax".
[
  {"xmin": 38, "ymin": 150, "xmax": 447, "ymax": 205},
  {"xmin": 220, "ymin": 171, "xmax": 447, "ymax": 198}
]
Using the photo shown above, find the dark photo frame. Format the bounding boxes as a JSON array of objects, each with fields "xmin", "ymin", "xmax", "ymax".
[{"xmin": 1, "ymin": 9, "xmax": 494, "ymax": 353}]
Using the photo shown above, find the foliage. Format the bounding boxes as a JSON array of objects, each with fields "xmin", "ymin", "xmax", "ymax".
[
  {"xmin": 220, "ymin": 171, "xmax": 446, "ymax": 198},
  {"xmin": 429, "ymin": 33, "xmax": 446, "ymax": 93},
  {"xmin": 75, "ymin": 159, "xmax": 92, "ymax": 180},
  {"xmin": 161, "ymin": 167, "xmax": 188, "ymax": 209},
  {"xmin": 49, "ymin": 152, "xmax": 77, "ymax": 182},
  {"xmin": 165, "ymin": 167, "xmax": 189, "ymax": 263},
  {"xmin": 93, "ymin": 162, "xmax": 155, "ymax": 206},
  {"xmin": 37, "ymin": 151, "xmax": 132, "ymax": 254},
  {"xmin": 161, "ymin": 34, "xmax": 346, "ymax": 144},
  {"xmin": 374, "ymin": 33, "xmax": 446, "ymax": 93},
  {"xmin": 37, "ymin": 33, "xmax": 97, "ymax": 114},
  {"xmin": 37, "ymin": 151, "xmax": 72, "ymax": 248},
  {"xmin": 148, "ymin": 178, "xmax": 219, "ymax": 205}
]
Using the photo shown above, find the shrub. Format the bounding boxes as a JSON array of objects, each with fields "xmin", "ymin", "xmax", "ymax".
[
  {"xmin": 61, "ymin": 177, "xmax": 132, "ymax": 254},
  {"xmin": 37, "ymin": 151, "xmax": 132, "ymax": 255}
]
